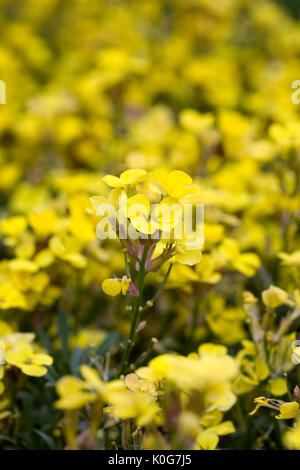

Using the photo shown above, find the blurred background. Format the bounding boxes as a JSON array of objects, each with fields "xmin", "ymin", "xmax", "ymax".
[{"xmin": 0, "ymin": 0, "xmax": 300, "ymax": 181}]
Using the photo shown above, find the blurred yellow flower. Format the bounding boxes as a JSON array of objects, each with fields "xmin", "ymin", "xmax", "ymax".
[{"xmin": 6, "ymin": 343, "xmax": 53, "ymax": 377}]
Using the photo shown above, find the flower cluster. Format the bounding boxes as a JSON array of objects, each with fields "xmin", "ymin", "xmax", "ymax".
[{"xmin": 54, "ymin": 344, "xmax": 237, "ymax": 450}]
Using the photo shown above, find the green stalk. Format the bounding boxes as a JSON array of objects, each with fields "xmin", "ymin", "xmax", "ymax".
[{"xmin": 119, "ymin": 246, "xmax": 149, "ymax": 376}]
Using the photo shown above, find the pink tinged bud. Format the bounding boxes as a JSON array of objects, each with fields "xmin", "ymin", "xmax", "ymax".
[
  {"xmin": 136, "ymin": 245, "xmax": 145, "ymax": 270},
  {"xmin": 139, "ymin": 231, "xmax": 160, "ymax": 246},
  {"xmin": 145, "ymin": 244, "xmax": 157, "ymax": 272},
  {"xmin": 126, "ymin": 237, "xmax": 139, "ymax": 258},
  {"xmin": 118, "ymin": 223, "xmax": 138, "ymax": 257},
  {"xmin": 128, "ymin": 282, "xmax": 139, "ymax": 297},
  {"xmin": 146, "ymin": 244, "xmax": 176, "ymax": 272}
]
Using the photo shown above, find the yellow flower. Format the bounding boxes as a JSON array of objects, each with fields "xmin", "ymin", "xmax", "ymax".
[
  {"xmin": 154, "ymin": 169, "xmax": 193, "ymax": 198},
  {"xmin": 267, "ymin": 378, "xmax": 287, "ymax": 397},
  {"xmin": 103, "ymin": 169, "xmax": 148, "ymax": 188},
  {"xmin": 149, "ymin": 352, "xmax": 237, "ymax": 411},
  {"xmin": 86, "ymin": 195, "xmax": 108, "ymax": 216},
  {"xmin": 105, "ymin": 389, "xmax": 160, "ymax": 426},
  {"xmin": 218, "ymin": 238, "xmax": 260, "ymax": 277},
  {"xmin": 262, "ymin": 285, "xmax": 291, "ymax": 309},
  {"xmin": 174, "ymin": 229, "xmax": 203, "ymax": 266},
  {"xmin": 70, "ymin": 329, "xmax": 106, "ymax": 350},
  {"xmin": 0, "ymin": 282, "xmax": 27, "ymax": 310},
  {"xmin": 9, "ymin": 258, "xmax": 38, "ymax": 273},
  {"xmin": 55, "ymin": 365, "xmax": 111, "ymax": 410},
  {"xmin": 102, "ymin": 276, "xmax": 131, "ymax": 296},
  {"xmin": 124, "ymin": 194, "xmax": 158, "ymax": 235},
  {"xmin": 0, "ymin": 216, "xmax": 27, "ymax": 239},
  {"xmin": 55, "ymin": 375, "xmax": 97, "ymax": 410},
  {"xmin": 179, "ymin": 109, "xmax": 214, "ymax": 134},
  {"xmin": 122, "ymin": 194, "xmax": 183, "ymax": 235},
  {"xmin": 79, "ymin": 365, "xmax": 105, "ymax": 394},
  {"xmin": 125, "ymin": 373, "xmax": 159, "ymax": 397},
  {"xmin": 198, "ymin": 344, "xmax": 228, "ymax": 356},
  {"xmin": 284, "ymin": 419, "xmax": 300, "ymax": 449},
  {"xmin": 242, "ymin": 291, "xmax": 258, "ymax": 305},
  {"xmin": 234, "ymin": 358, "xmax": 269, "ymax": 395},
  {"xmin": 28, "ymin": 210, "xmax": 59, "ymax": 238},
  {"xmin": 49, "ymin": 234, "xmax": 87, "ymax": 269},
  {"xmin": 292, "ymin": 346, "xmax": 300, "ymax": 364},
  {"xmin": 153, "ymin": 197, "xmax": 183, "ymax": 232},
  {"xmin": 278, "ymin": 251, "xmax": 300, "ymax": 267},
  {"xmin": 209, "ymin": 421, "xmax": 235, "ymax": 436},
  {"xmin": 195, "ymin": 254, "xmax": 221, "ymax": 284},
  {"xmin": 6, "ymin": 343, "xmax": 53, "ymax": 377},
  {"xmin": 276, "ymin": 402, "xmax": 300, "ymax": 420},
  {"xmin": 249, "ymin": 397, "xmax": 269, "ymax": 416},
  {"xmin": 196, "ymin": 430, "xmax": 219, "ymax": 450},
  {"xmin": 200, "ymin": 410, "xmax": 223, "ymax": 427}
]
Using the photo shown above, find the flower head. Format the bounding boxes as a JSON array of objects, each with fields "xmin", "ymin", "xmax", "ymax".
[{"xmin": 6, "ymin": 343, "xmax": 53, "ymax": 377}]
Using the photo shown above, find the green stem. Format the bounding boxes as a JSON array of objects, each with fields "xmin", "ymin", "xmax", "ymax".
[
  {"xmin": 140, "ymin": 263, "xmax": 173, "ymax": 313},
  {"xmin": 119, "ymin": 246, "xmax": 149, "ymax": 376}
]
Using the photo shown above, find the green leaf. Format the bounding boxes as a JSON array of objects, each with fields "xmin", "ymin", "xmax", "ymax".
[
  {"xmin": 19, "ymin": 392, "xmax": 34, "ymax": 434},
  {"xmin": 0, "ymin": 434, "xmax": 16, "ymax": 444},
  {"xmin": 34, "ymin": 430, "xmax": 56, "ymax": 450},
  {"xmin": 58, "ymin": 309, "xmax": 69, "ymax": 361},
  {"xmin": 37, "ymin": 329, "xmax": 53, "ymax": 355},
  {"xmin": 70, "ymin": 346, "xmax": 82, "ymax": 376},
  {"xmin": 96, "ymin": 331, "xmax": 120, "ymax": 357}
]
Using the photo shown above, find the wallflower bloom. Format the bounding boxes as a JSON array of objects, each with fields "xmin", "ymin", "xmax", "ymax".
[
  {"xmin": 101, "ymin": 276, "xmax": 138, "ymax": 297},
  {"xmin": 278, "ymin": 251, "xmax": 300, "ymax": 266},
  {"xmin": 105, "ymin": 389, "xmax": 160, "ymax": 427},
  {"xmin": 0, "ymin": 282, "xmax": 27, "ymax": 310},
  {"xmin": 6, "ymin": 343, "xmax": 53, "ymax": 377},
  {"xmin": 153, "ymin": 169, "xmax": 194, "ymax": 198},
  {"xmin": 262, "ymin": 285, "xmax": 291, "ymax": 309},
  {"xmin": 267, "ymin": 378, "xmax": 288, "ymax": 397},
  {"xmin": 55, "ymin": 376, "xmax": 98, "ymax": 410},
  {"xmin": 284, "ymin": 420, "xmax": 300, "ymax": 449},
  {"xmin": 196, "ymin": 429, "xmax": 219, "ymax": 450},
  {"xmin": 276, "ymin": 402, "xmax": 300, "ymax": 420},
  {"xmin": 103, "ymin": 169, "xmax": 148, "ymax": 188},
  {"xmin": 249, "ymin": 397, "xmax": 269, "ymax": 416},
  {"xmin": 125, "ymin": 373, "xmax": 160, "ymax": 397},
  {"xmin": 148, "ymin": 349, "xmax": 238, "ymax": 412},
  {"xmin": 91, "ymin": 168, "xmax": 202, "ymax": 262},
  {"xmin": 218, "ymin": 238, "xmax": 260, "ymax": 277}
]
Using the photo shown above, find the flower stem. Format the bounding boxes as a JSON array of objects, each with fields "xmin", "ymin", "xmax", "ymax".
[
  {"xmin": 119, "ymin": 246, "xmax": 149, "ymax": 376},
  {"xmin": 140, "ymin": 262, "xmax": 173, "ymax": 314}
]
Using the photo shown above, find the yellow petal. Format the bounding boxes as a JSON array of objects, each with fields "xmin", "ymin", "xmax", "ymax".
[
  {"xmin": 249, "ymin": 397, "xmax": 269, "ymax": 416},
  {"xmin": 197, "ymin": 430, "xmax": 219, "ymax": 450},
  {"xmin": 55, "ymin": 392, "xmax": 97, "ymax": 410},
  {"xmin": 125, "ymin": 373, "xmax": 140, "ymax": 392},
  {"xmin": 21, "ymin": 364, "xmax": 48, "ymax": 377},
  {"xmin": 121, "ymin": 277, "xmax": 131, "ymax": 295},
  {"xmin": 80, "ymin": 365, "xmax": 104, "ymax": 393},
  {"xmin": 276, "ymin": 402, "xmax": 300, "ymax": 420},
  {"xmin": 130, "ymin": 217, "xmax": 158, "ymax": 235},
  {"xmin": 103, "ymin": 175, "xmax": 124, "ymax": 188},
  {"xmin": 210, "ymin": 421, "xmax": 235, "ymax": 436},
  {"xmin": 168, "ymin": 170, "xmax": 193, "ymax": 198},
  {"xmin": 33, "ymin": 353, "xmax": 53, "ymax": 366},
  {"xmin": 126, "ymin": 194, "xmax": 151, "ymax": 219},
  {"xmin": 120, "ymin": 169, "xmax": 147, "ymax": 184},
  {"xmin": 268, "ymin": 378, "xmax": 288, "ymax": 397},
  {"xmin": 262, "ymin": 285, "xmax": 290, "ymax": 309},
  {"xmin": 102, "ymin": 278, "xmax": 122, "ymax": 296}
]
